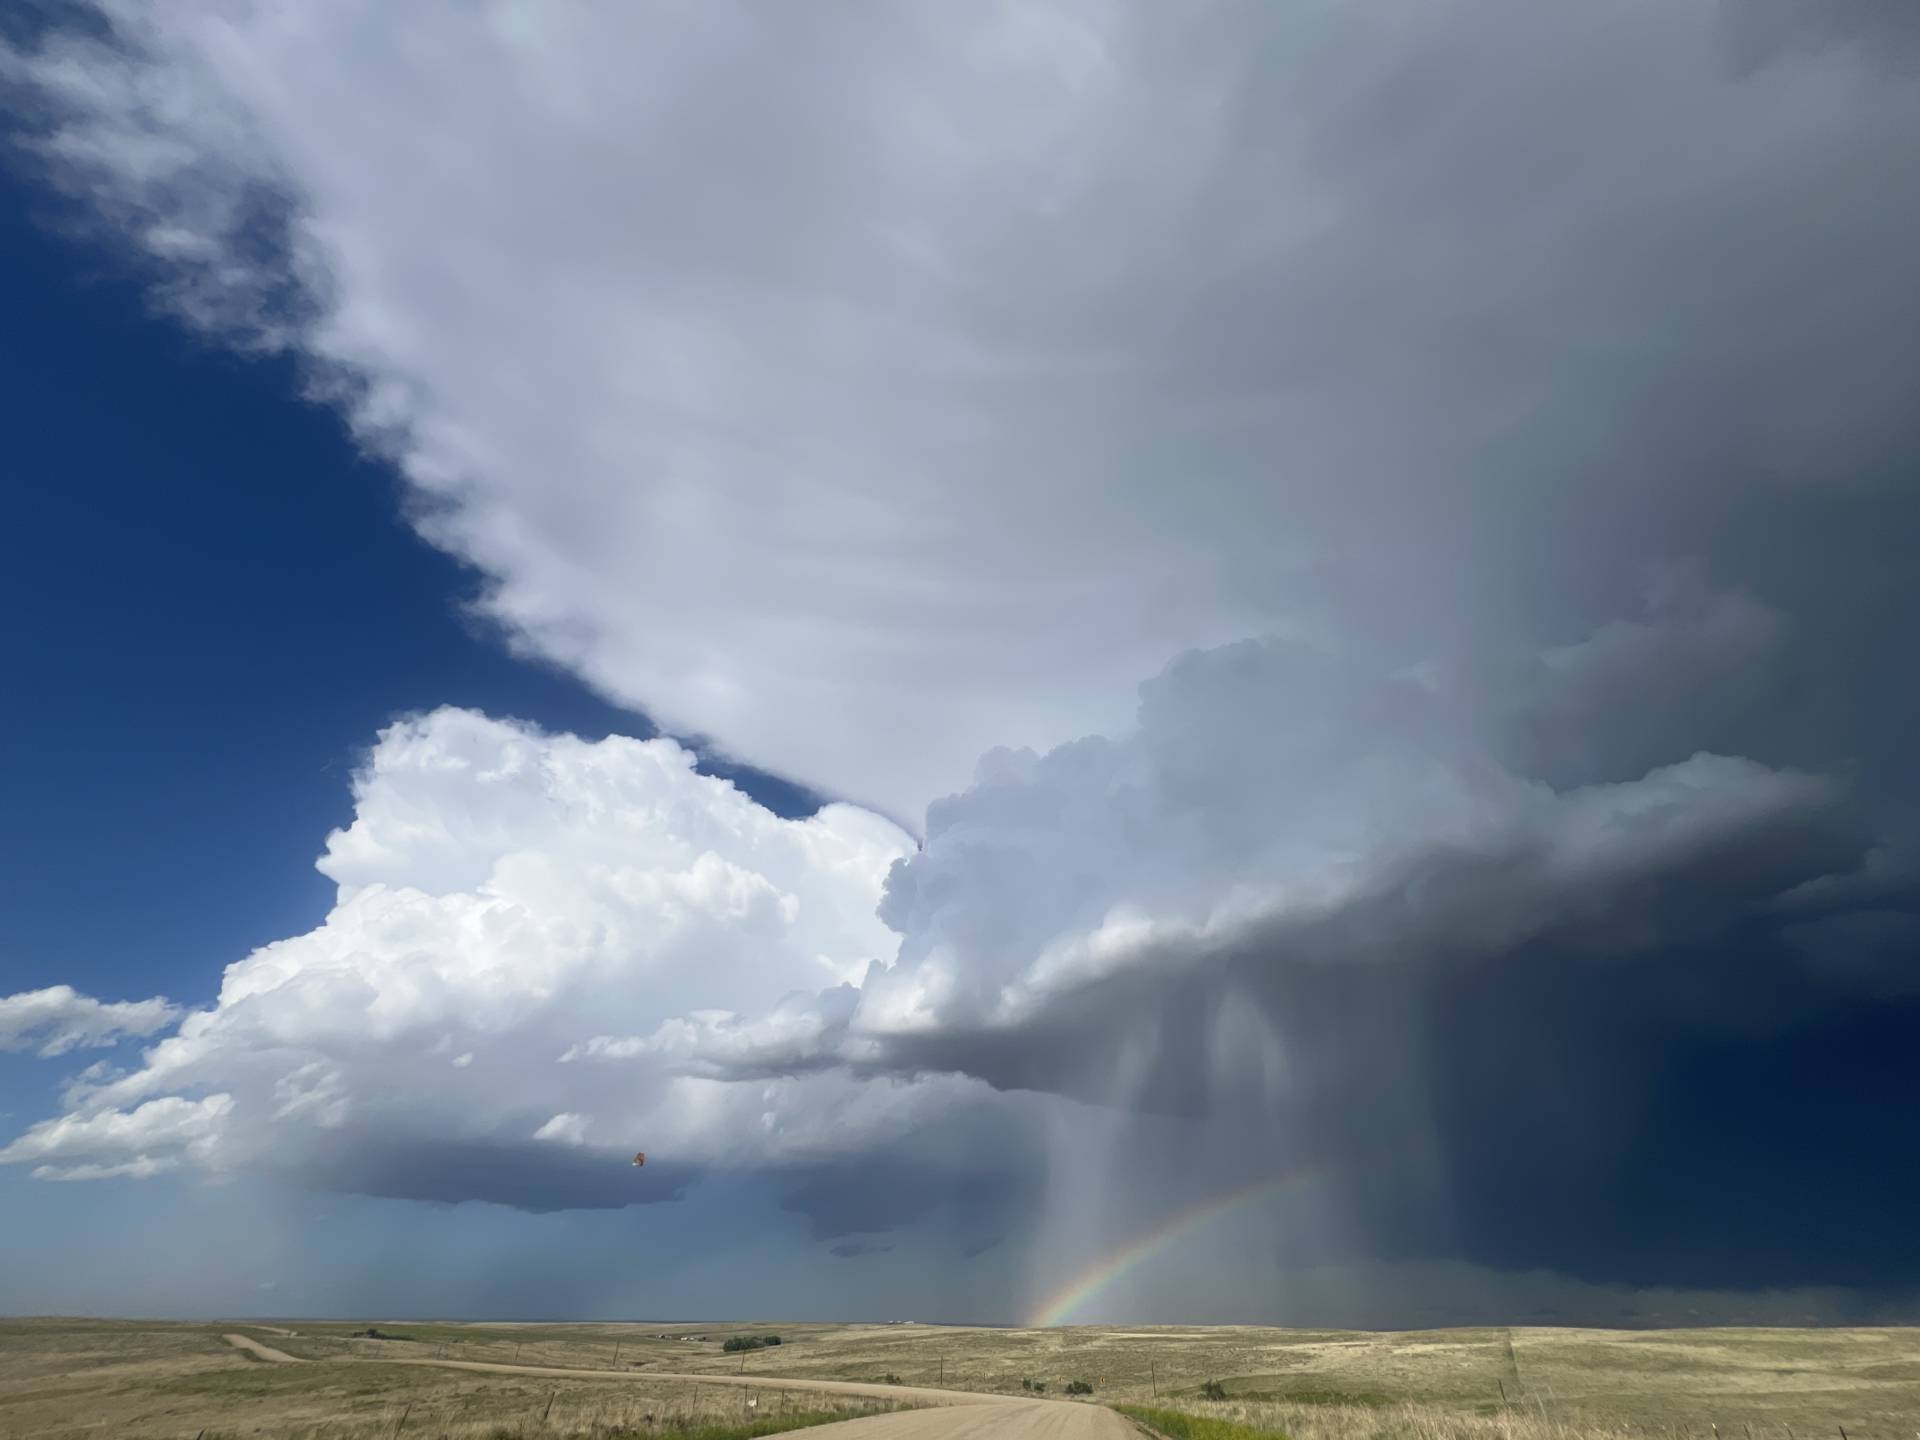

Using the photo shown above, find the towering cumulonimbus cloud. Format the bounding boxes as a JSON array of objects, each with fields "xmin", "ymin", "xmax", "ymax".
[
  {"xmin": 1, "ymin": 609, "xmax": 1912, "ymax": 1294},
  {"xmin": 612, "ymin": 616, "xmax": 1909, "ymax": 1289},
  {"xmin": 3, "ymin": 0, "xmax": 1919, "ymax": 1314}
]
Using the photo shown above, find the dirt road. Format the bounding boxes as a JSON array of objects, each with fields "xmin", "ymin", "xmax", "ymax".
[
  {"xmin": 772, "ymin": 1400, "xmax": 1135, "ymax": 1439},
  {"xmin": 223, "ymin": 1333, "xmax": 301, "ymax": 1363},
  {"xmin": 372, "ymin": 1357, "xmax": 1017, "ymax": 1411},
  {"xmin": 220, "ymin": 1336, "xmax": 1135, "ymax": 1438},
  {"xmin": 787, "ymin": 1405, "xmax": 1128, "ymax": 1436},
  {"xmin": 375, "ymin": 1361, "xmax": 1131, "ymax": 1439}
]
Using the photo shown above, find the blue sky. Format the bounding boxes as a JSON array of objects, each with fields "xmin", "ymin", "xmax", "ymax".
[
  {"xmin": 0, "ymin": 162, "xmax": 901, "ymax": 1321},
  {"xmin": 0, "ymin": 165, "xmax": 849, "ymax": 1320},
  {"xmin": 3, "ymin": 2, "xmax": 1918, "ymax": 1327},
  {"xmin": 1, "ymin": 171, "xmax": 824, "ymax": 1005}
]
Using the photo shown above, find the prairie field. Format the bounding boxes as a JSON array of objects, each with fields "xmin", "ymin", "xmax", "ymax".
[
  {"xmin": 0, "ymin": 1320, "xmax": 911, "ymax": 1440},
  {"xmin": 2, "ymin": 1317, "xmax": 1915, "ymax": 1440}
]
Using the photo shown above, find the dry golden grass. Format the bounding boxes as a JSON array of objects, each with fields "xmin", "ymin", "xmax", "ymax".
[
  {"xmin": 200, "ymin": 1389, "xmax": 896, "ymax": 1440},
  {"xmin": 571, "ymin": 1320, "xmax": 1920, "ymax": 1431},
  {"xmin": 5, "ymin": 1318, "xmax": 1917, "ymax": 1439},
  {"xmin": 0, "ymin": 1320, "xmax": 904, "ymax": 1440},
  {"xmin": 1120, "ymin": 1399, "xmax": 1736, "ymax": 1440},
  {"xmin": 1113, "ymin": 1327, "xmax": 1920, "ymax": 1440},
  {"xmin": 1125, "ymin": 1396, "xmax": 1910, "ymax": 1440},
  {"xmin": 183, "ymin": 1391, "xmax": 896, "ymax": 1440}
]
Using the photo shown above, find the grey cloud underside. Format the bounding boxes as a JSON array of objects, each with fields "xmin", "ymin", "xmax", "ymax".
[
  {"xmin": 287, "ymin": 1115, "xmax": 1039, "ymax": 1248},
  {"xmin": 674, "ymin": 629, "xmax": 1918, "ymax": 1292},
  {"xmin": 827, "ymin": 1239, "xmax": 893, "ymax": 1259},
  {"xmin": 234, "ymin": 622, "xmax": 1917, "ymax": 1293},
  {"xmin": 771, "ymin": 1085, "xmax": 1052, "ymax": 1245},
  {"xmin": 826, "ymin": 858, "xmax": 1919, "ymax": 1292},
  {"xmin": 780, "ymin": 1157, "xmax": 1035, "ymax": 1246},
  {"xmin": 288, "ymin": 1136, "xmax": 696, "ymax": 1213},
  {"xmin": 1723, "ymin": 0, "xmax": 1920, "ymax": 72}
]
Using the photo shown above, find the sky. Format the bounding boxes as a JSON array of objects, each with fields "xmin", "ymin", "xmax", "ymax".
[{"xmin": 1, "ymin": 0, "xmax": 1918, "ymax": 1326}]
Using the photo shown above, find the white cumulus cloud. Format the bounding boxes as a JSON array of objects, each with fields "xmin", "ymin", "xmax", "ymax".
[
  {"xmin": 0, "ymin": 1094, "xmax": 233, "ymax": 1181},
  {"xmin": 0, "ymin": 709, "xmax": 931, "ymax": 1209},
  {"xmin": 0, "ymin": 985, "xmax": 180, "ymax": 1058}
]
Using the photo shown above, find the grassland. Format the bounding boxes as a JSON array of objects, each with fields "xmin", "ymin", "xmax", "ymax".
[
  {"xmin": 0, "ymin": 1319, "xmax": 909, "ymax": 1440},
  {"xmin": 2, "ymin": 1317, "xmax": 1916, "ymax": 1439}
]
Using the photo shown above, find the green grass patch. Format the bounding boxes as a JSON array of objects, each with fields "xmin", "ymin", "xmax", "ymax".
[
  {"xmin": 1228, "ymin": 1387, "xmax": 1391, "ymax": 1406},
  {"xmin": 1174, "ymin": 1377, "xmax": 1388, "ymax": 1406},
  {"xmin": 188, "ymin": 1411, "xmax": 886, "ymax": 1440},
  {"xmin": 1115, "ymin": 1403, "xmax": 1289, "ymax": 1440}
]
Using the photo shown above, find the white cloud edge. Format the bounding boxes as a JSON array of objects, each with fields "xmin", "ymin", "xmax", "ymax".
[{"xmin": 0, "ymin": 985, "xmax": 181, "ymax": 1058}]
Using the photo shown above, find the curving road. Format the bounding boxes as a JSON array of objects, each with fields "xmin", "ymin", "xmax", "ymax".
[
  {"xmin": 777, "ymin": 1399, "xmax": 1133, "ymax": 1439},
  {"xmin": 220, "ymin": 1333, "xmax": 1135, "ymax": 1437},
  {"xmin": 223, "ymin": 1333, "xmax": 301, "ymax": 1363}
]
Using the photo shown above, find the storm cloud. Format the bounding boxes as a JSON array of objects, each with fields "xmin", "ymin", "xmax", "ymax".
[
  {"xmin": 655, "ymin": 624, "xmax": 1913, "ymax": 1295},
  {"xmin": 6, "ymin": 1, "xmax": 1919, "ymax": 821},
  {"xmin": 3, "ymin": 0, "xmax": 1917, "ymax": 1320}
]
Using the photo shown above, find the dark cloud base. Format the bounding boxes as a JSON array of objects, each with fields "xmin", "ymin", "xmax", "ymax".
[
  {"xmin": 1396, "ymin": 936, "xmax": 1920, "ymax": 1291},
  {"xmin": 290, "ymin": 1138, "xmax": 695, "ymax": 1213},
  {"xmin": 778, "ymin": 1148, "xmax": 1041, "ymax": 1254},
  {"xmin": 891, "ymin": 930, "xmax": 1920, "ymax": 1296}
]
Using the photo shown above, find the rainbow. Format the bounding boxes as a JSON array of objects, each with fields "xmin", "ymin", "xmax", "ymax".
[{"xmin": 1026, "ymin": 1168, "xmax": 1320, "ymax": 1327}]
